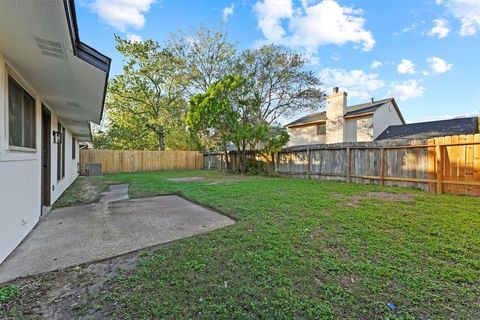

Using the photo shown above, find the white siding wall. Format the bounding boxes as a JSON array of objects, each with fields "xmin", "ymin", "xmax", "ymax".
[
  {"xmin": 287, "ymin": 124, "xmax": 326, "ymax": 146},
  {"xmin": 372, "ymin": 102, "xmax": 404, "ymax": 139},
  {"xmin": 0, "ymin": 55, "xmax": 79, "ymax": 264},
  {"xmin": 50, "ymin": 113, "xmax": 79, "ymax": 204}
]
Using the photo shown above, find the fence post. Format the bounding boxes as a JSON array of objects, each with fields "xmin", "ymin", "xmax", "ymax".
[
  {"xmin": 289, "ymin": 152, "xmax": 293, "ymax": 175},
  {"xmin": 435, "ymin": 139, "xmax": 443, "ymax": 194},
  {"xmin": 307, "ymin": 146, "xmax": 311, "ymax": 179},
  {"xmin": 380, "ymin": 147, "xmax": 385, "ymax": 186},
  {"xmin": 346, "ymin": 147, "xmax": 351, "ymax": 183}
]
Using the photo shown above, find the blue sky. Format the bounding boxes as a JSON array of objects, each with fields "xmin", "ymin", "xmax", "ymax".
[{"xmin": 76, "ymin": 0, "xmax": 480, "ymax": 124}]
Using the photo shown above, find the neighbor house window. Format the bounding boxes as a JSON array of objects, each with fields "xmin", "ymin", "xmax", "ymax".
[
  {"xmin": 317, "ymin": 123, "xmax": 326, "ymax": 135},
  {"xmin": 72, "ymin": 137, "xmax": 76, "ymax": 159},
  {"xmin": 57, "ymin": 123, "xmax": 65, "ymax": 180},
  {"xmin": 8, "ymin": 76, "xmax": 36, "ymax": 149}
]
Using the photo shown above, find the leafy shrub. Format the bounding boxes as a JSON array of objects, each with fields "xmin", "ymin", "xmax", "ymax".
[
  {"xmin": 245, "ymin": 158, "xmax": 265, "ymax": 175},
  {"xmin": 0, "ymin": 285, "xmax": 18, "ymax": 303}
]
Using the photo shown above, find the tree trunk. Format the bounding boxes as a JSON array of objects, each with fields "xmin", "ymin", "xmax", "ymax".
[
  {"xmin": 223, "ymin": 141, "xmax": 230, "ymax": 172},
  {"xmin": 239, "ymin": 144, "xmax": 246, "ymax": 175},
  {"xmin": 238, "ymin": 153, "xmax": 244, "ymax": 175},
  {"xmin": 158, "ymin": 132, "xmax": 165, "ymax": 151},
  {"xmin": 158, "ymin": 127, "xmax": 165, "ymax": 151},
  {"xmin": 146, "ymin": 124, "xmax": 165, "ymax": 151},
  {"xmin": 224, "ymin": 149, "xmax": 230, "ymax": 172}
]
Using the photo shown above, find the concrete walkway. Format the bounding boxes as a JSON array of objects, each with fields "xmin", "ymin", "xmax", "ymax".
[{"xmin": 0, "ymin": 185, "xmax": 234, "ymax": 283}]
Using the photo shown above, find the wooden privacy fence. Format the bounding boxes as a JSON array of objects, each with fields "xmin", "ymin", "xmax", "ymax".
[
  {"xmin": 204, "ymin": 134, "xmax": 480, "ymax": 196},
  {"xmin": 80, "ymin": 150, "xmax": 203, "ymax": 174}
]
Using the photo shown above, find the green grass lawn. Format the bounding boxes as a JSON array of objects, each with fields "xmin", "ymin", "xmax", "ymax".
[{"xmin": 61, "ymin": 171, "xmax": 480, "ymax": 318}]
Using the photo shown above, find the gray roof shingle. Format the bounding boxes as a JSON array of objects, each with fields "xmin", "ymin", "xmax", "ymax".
[{"xmin": 375, "ymin": 117, "xmax": 479, "ymax": 141}]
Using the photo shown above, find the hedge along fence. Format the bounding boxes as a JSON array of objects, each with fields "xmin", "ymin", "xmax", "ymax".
[
  {"xmin": 80, "ymin": 150, "xmax": 204, "ymax": 174},
  {"xmin": 204, "ymin": 134, "xmax": 480, "ymax": 196}
]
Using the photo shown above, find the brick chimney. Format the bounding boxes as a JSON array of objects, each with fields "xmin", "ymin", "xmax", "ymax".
[{"xmin": 326, "ymin": 87, "xmax": 347, "ymax": 144}]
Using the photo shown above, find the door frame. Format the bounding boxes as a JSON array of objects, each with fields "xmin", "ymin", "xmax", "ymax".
[{"xmin": 41, "ymin": 105, "xmax": 51, "ymax": 208}]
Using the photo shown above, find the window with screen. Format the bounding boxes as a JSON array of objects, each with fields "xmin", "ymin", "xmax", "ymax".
[
  {"xmin": 317, "ymin": 123, "xmax": 326, "ymax": 135},
  {"xmin": 8, "ymin": 76, "xmax": 36, "ymax": 149}
]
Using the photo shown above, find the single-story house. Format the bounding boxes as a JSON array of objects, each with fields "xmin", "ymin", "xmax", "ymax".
[
  {"xmin": 375, "ymin": 116, "xmax": 479, "ymax": 140},
  {"xmin": 285, "ymin": 87, "xmax": 405, "ymax": 146},
  {"xmin": 0, "ymin": 0, "xmax": 110, "ymax": 264}
]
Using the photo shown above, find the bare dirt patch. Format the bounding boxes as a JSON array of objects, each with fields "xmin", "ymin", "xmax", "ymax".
[
  {"xmin": 168, "ymin": 176, "xmax": 205, "ymax": 182},
  {"xmin": 168, "ymin": 175, "xmax": 245, "ymax": 185},
  {"xmin": 346, "ymin": 192, "xmax": 415, "ymax": 208},
  {"xmin": 208, "ymin": 179, "xmax": 243, "ymax": 185},
  {"xmin": 0, "ymin": 251, "xmax": 140, "ymax": 319}
]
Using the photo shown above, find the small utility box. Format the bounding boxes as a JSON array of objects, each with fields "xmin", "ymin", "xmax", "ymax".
[{"xmin": 85, "ymin": 163, "xmax": 102, "ymax": 176}]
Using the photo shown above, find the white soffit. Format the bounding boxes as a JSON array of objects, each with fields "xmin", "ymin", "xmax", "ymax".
[{"xmin": 0, "ymin": 0, "xmax": 110, "ymax": 141}]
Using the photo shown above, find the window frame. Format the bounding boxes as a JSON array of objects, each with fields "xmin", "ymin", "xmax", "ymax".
[
  {"xmin": 72, "ymin": 136, "xmax": 76, "ymax": 159},
  {"xmin": 316, "ymin": 123, "xmax": 326, "ymax": 135},
  {"xmin": 6, "ymin": 74, "xmax": 37, "ymax": 152}
]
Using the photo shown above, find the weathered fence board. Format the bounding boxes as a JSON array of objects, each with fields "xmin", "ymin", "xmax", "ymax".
[
  {"xmin": 80, "ymin": 150, "xmax": 203, "ymax": 174},
  {"xmin": 204, "ymin": 134, "xmax": 480, "ymax": 196}
]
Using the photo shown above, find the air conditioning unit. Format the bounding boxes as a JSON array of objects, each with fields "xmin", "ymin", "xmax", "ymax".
[{"xmin": 85, "ymin": 163, "xmax": 102, "ymax": 176}]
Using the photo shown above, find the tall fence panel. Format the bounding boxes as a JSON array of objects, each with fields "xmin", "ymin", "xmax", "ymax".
[
  {"xmin": 80, "ymin": 150, "xmax": 203, "ymax": 174},
  {"xmin": 204, "ymin": 134, "xmax": 480, "ymax": 196}
]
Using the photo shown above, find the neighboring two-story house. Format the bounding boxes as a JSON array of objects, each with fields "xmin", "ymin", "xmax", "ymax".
[{"xmin": 286, "ymin": 87, "xmax": 405, "ymax": 146}]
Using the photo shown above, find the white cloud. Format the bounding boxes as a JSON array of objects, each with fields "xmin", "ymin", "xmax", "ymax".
[
  {"xmin": 331, "ymin": 52, "xmax": 340, "ymax": 61},
  {"xmin": 254, "ymin": 0, "xmax": 293, "ymax": 42},
  {"xmin": 89, "ymin": 0, "xmax": 155, "ymax": 32},
  {"xmin": 394, "ymin": 21, "xmax": 424, "ymax": 35},
  {"xmin": 254, "ymin": 0, "xmax": 375, "ymax": 51},
  {"xmin": 388, "ymin": 80, "xmax": 425, "ymax": 101},
  {"xmin": 422, "ymin": 70, "xmax": 430, "ymax": 76},
  {"xmin": 320, "ymin": 68, "xmax": 384, "ymax": 100},
  {"xmin": 427, "ymin": 56, "xmax": 453, "ymax": 73},
  {"xmin": 397, "ymin": 59, "xmax": 416, "ymax": 74},
  {"xmin": 370, "ymin": 60, "xmax": 382, "ymax": 69},
  {"xmin": 427, "ymin": 18, "xmax": 450, "ymax": 38},
  {"xmin": 223, "ymin": 3, "xmax": 235, "ymax": 22},
  {"xmin": 127, "ymin": 34, "xmax": 142, "ymax": 42},
  {"xmin": 436, "ymin": 0, "xmax": 480, "ymax": 36}
]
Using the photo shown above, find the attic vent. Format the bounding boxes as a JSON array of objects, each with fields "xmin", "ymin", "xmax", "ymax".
[
  {"xmin": 66, "ymin": 101, "xmax": 80, "ymax": 108},
  {"xmin": 34, "ymin": 37, "xmax": 65, "ymax": 60}
]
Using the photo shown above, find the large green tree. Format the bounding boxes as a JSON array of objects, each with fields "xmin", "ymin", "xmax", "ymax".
[
  {"xmin": 168, "ymin": 25, "xmax": 237, "ymax": 94},
  {"xmin": 238, "ymin": 44, "xmax": 325, "ymax": 125},
  {"xmin": 187, "ymin": 75, "xmax": 286, "ymax": 174},
  {"xmin": 103, "ymin": 36, "xmax": 190, "ymax": 150}
]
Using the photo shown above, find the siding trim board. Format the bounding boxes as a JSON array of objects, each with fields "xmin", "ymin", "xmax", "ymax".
[
  {"xmin": 287, "ymin": 120, "xmax": 326, "ymax": 128},
  {"xmin": 344, "ymin": 112, "xmax": 374, "ymax": 119}
]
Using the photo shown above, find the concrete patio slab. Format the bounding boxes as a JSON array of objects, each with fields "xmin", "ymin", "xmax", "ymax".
[{"xmin": 0, "ymin": 185, "xmax": 234, "ymax": 283}]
